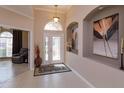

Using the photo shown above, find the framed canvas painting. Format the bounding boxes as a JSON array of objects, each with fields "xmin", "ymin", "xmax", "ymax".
[{"xmin": 93, "ymin": 13, "xmax": 119, "ymax": 58}]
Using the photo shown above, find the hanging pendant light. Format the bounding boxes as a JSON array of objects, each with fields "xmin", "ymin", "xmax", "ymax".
[{"xmin": 53, "ymin": 5, "xmax": 60, "ymax": 22}]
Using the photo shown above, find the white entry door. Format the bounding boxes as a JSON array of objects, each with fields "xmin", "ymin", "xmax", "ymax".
[{"xmin": 43, "ymin": 31, "xmax": 64, "ymax": 64}]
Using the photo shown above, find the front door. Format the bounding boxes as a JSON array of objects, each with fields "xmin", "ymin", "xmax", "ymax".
[{"xmin": 43, "ymin": 31, "xmax": 64, "ymax": 64}]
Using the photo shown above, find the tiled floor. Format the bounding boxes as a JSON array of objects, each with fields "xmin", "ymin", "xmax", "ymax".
[
  {"xmin": 0, "ymin": 59, "xmax": 29, "ymax": 87},
  {"xmin": 1, "ymin": 71, "xmax": 90, "ymax": 88},
  {"xmin": 0, "ymin": 59, "xmax": 90, "ymax": 88}
]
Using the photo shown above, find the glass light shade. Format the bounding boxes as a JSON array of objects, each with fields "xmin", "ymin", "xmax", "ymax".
[{"xmin": 53, "ymin": 17, "xmax": 60, "ymax": 22}]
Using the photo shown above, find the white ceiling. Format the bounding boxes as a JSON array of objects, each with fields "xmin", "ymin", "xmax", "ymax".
[{"xmin": 0, "ymin": 5, "xmax": 71, "ymax": 19}]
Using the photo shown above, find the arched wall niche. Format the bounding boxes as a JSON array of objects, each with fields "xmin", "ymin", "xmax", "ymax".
[
  {"xmin": 66, "ymin": 22, "xmax": 78, "ymax": 54},
  {"xmin": 83, "ymin": 5, "xmax": 109, "ymax": 57},
  {"xmin": 83, "ymin": 5, "xmax": 124, "ymax": 69}
]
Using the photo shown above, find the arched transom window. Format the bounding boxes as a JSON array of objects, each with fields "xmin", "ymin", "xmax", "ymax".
[
  {"xmin": 0, "ymin": 32, "xmax": 13, "ymax": 37},
  {"xmin": 44, "ymin": 21, "xmax": 63, "ymax": 31}
]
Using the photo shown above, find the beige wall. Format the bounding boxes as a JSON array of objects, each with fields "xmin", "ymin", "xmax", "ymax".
[
  {"xmin": 0, "ymin": 7, "xmax": 33, "ymax": 30},
  {"xmin": 33, "ymin": 9, "xmax": 66, "ymax": 57},
  {"xmin": 22, "ymin": 31, "xmax": 28, "ymax": 48},
  {"xmin": 66, "ymin": 5, "xmax": 124, "ymax": 87}
]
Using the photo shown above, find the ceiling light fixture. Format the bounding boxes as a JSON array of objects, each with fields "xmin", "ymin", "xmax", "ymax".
[{"xmin": 53, "ymin": 5, "xmax": 60, "ymax": 22}]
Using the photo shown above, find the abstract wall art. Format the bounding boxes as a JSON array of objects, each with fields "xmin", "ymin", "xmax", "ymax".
[
  {"xmin": 67, "ymin": 22, "xmax": 78, "ymax": 54},
  {"xmin": 93, "ymin": 13, "xmax": 119, "ymax": 58}
]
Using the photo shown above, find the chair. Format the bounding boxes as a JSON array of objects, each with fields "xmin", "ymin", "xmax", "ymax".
[{"xmin": 12, "ymin": 48, "xmax": 28, "ymax": 64}]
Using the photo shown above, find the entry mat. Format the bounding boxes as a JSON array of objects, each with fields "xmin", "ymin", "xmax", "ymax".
[{"xmin": 34, "ymin": 63, "xmax": 71, "ymax": 76}]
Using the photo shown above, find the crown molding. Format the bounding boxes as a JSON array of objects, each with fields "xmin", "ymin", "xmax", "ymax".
[
  {"xmin": 34, "ymin": 7, "xmax": 66, "ymax": 14},
  {"xmin": 0, "ymin": 6, "xmax": 34, "ymax": 20}
]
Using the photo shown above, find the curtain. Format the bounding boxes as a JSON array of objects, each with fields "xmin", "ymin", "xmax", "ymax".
[{"xmin": 12, "ymin": 30, "xmax": 22, "ymax": 54}]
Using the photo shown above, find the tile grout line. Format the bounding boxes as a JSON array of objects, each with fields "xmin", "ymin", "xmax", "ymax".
[{"xmin": 67, "ymin": 65, "xmax": 95, "ymax": 88}]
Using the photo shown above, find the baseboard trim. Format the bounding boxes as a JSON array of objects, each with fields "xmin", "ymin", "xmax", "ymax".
[{"xmin": 67, "ymin": 65, "xmax": 95, "ymax": 88}]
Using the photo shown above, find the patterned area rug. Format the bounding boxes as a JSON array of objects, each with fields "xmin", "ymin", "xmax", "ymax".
[{"xmin": 34, "ymin": 63, "xmax": 71, "ymax": 76}]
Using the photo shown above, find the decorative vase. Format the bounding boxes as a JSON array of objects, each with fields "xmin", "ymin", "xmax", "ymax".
[{"xmin": 34, "ymin": 45, "xmax": 42, "ymax": 67}]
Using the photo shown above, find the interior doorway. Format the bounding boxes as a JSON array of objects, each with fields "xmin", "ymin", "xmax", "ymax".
[{"xmin": 43, "ymin": 31, "xmax": 64, "ymax": 64}]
